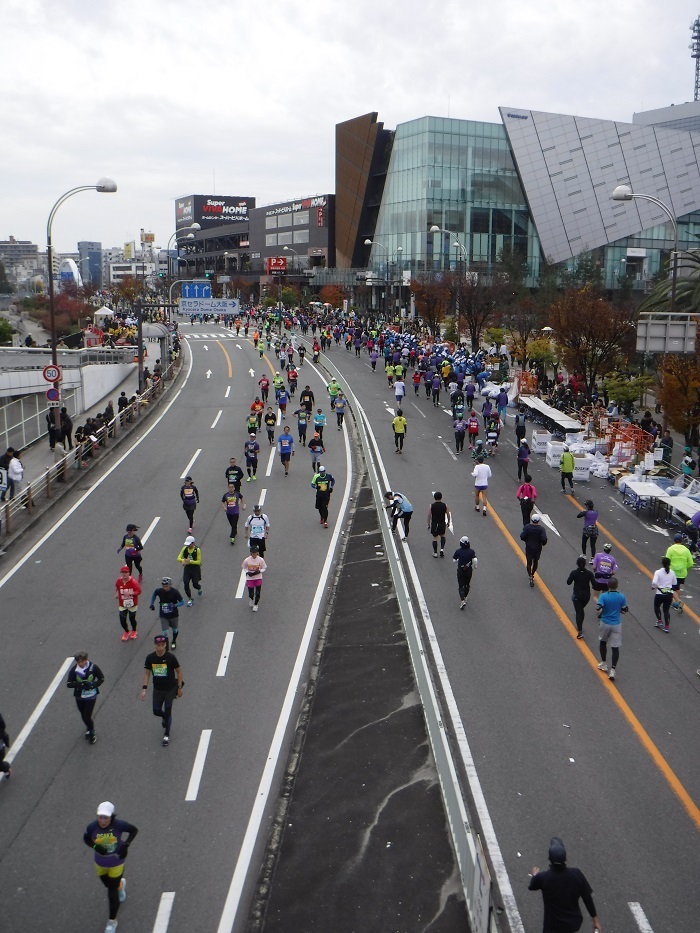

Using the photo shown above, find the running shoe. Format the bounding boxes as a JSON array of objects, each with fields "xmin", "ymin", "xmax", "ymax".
[
  {"xmin": 129, "ymin": 630, "xmax": 137, "ymax": 639},
  {"xmin": 482, "ymin": 508, "xmax": 487, "ymax": 516},
  {"xmin": 608, "ymin": 669, "xmax": 616, "ymax": 681},
  {"xmin": 171, "ymin": 640, "xmax": 177, "ymax": 650},
  {"xmin": 252, "ymin": 475, "xmax": 257, "ymax": 480},
  {"xmin": 105, "ymin": 921, "xmax": 118, "ymax": 933},
  {"xmin": 246, "ymin": 476, "xmax": 251, "ymax": 482},
  {"xmin": 84, "ymin": 730, "xmax": 91, "ymax": 740},
  {"xmin": 663, "ymin": 626, "xmax": 670, "ymax": 633},
  {"xmin": 529, "ymin": 576, "xmax": 534, "ymax": 588},
  {"xmin": 118, "ymin": 878, "xmax": 127, "ymax": 903},
  {"xmin": 576, "ymin": 632, "xmax": 584, "ymax": 639},
  {"xmin": 187, "ymin": 599, "xmax": 193, "ymax": 607},
  {"xmin": 230, "ymin": 537, "xmax": 235, "ymax": 545},
  {"xmin": 89, "ymin": 732, "xmax": 97, "ymax": 745},
  {"xmin": 654, "ymin": 620, "xmax": 662, "ymax": 628},
  {"xmin": 253, "ymin": 605, "xmax": 259, "ymax": 612},
  {"xmin": 198, "ymin": 587, "xmax": 203, "ymax": 597},
  {"xmin": 324, "ymin": 522, "xmax": 328, "ymax": 528},
  {"xmin": 459, "ymin": 599, "xmax": 467, "ymax": 610},
  {"xmin": 440, "ymin": 550, "xmax": 444, "ymax": 557},
  {"xmin": 121, "ymin": 632, "xmax": 129, "ymax": 642},
  {"xmin": 162, "ymin": 735, "xmax": 170, "ymax": 747},
  {"xmin": 597, "ymin": 662, "xmax": 608, "ymax": 672},
  {"xmin": 138, "ymin": 573, "xmax": 143, "ymax": 583}
]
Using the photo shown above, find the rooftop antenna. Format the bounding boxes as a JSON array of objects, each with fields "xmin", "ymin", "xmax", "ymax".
[{"xmin": 690, "ymin": 16, "xmax": 700, "ymax": 100}]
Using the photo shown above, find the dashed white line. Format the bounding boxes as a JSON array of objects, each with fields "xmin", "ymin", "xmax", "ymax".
[
  {"xmin": 185, "ymin": 729, "xmax": 212, "ymax": 801},
  {"xmin": 265, "ymin": 447, "xmax": 276, "ymax": 477},
  {"xmin": 628, "ymin": 902, "xmax": 655, "ymax": 933},
  {"xmin": 225, "ymin": 386, "xmax": 231, "ymax": 399},
  {"xmin": 152, "ymin": 892, "xmax": 175, "ymax": 933},
  {"xmin": 141, "ymin": 517, "xmax": 160, "ymax": 544},
  {"xmin": 258, "ymin": 487, "xmax": 267, "ymax": 506},
  {"xmin": 211, "ymin": 410, "xmax": 223, "ymax": 429},
  {"xmin": 216, "ymin": 633, "xmax": 235, "ymax": 677},
  {"xmin": 180, "ymin": 449, "xmax": 202, "ymax": 479}
]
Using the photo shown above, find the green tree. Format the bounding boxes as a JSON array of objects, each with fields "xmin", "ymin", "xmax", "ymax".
[
  {"xmin": 639, "ymin": 247, "xmax": 700, "ymax": 313},
  {"xmin": 0, "ymin": 318, "xmax": 15, "ymax": 343},
  {"xmin": 559, "ymin": 250, "xmax": 604, "ymax": 291},
  {"xmin": 657, "ymin": 353, "xmax": 700, "ymax": 444},
  {"xmin": 602, "ymin": 375, "xmax": 654, "ymax": 415}
]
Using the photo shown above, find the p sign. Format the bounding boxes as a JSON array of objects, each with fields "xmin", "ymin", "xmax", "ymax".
[
  {"xmin": 43, "ymin": 364, "xmax": 62, "ymax": 383},
  {"xmin": 267, "ymin": 256, "xmax": 287, "ymax": 274}
]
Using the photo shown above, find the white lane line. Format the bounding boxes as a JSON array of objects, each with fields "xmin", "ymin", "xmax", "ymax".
[
  {"xmin": 628, "ymin": 902, "xmax": 655, "ymax": 933},
  {"xmin": 225, "ymin": 386, "xmax": 231, "ymax": 399},
  {"xmin": 216, "ymin": 406, "xmax": 353, "ymax": 933},
  {"xmin": 411, "ymin": 402, "xmax": 427, "ymax": 418},
  {"xmin": 180, "ymin": 448, "xmax": 202, "ymax": 479},
  {"xmin": 141, "ymin": 516, "xmax": 160, "ymax": 544},
  {"xmin": 276, "ymin": 408, "xmax": 281, "ymax": 425},
  {"xmin": 265, "ymin": 447, "xmax": 276, "ymax": 477},
  {"xmin": 185, "ymin": 729, "xmax": 212, "ymax": 801},
  {"xmin": 440, "ymin": 440, "xmax": 457, "ymax": 461},
  {"xmin": 0, "ymin": 349, "xmax": 194, "ymax": 594},
  {"xmin": 216, "ymin": 633, "xmax": 235, "ymax": 677},
  {"xmin": 211, "ymin": 410, "xmax": 223, "ymax": 429},
  {"xmin": 235, "ymin": 570, "xmax": 245, "ymax": 599},
  {"xmin": 152, "ymin": 892, "xmax": 176, "ymax": 933},
  {"xmin": 258, "ymin": 487, "xmax": 267, "ymax": 506},
  {"xmin": 5, "ymin": 657, "xmax": 73, "ymax": 766}
]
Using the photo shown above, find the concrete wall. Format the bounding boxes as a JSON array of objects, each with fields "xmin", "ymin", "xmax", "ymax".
[{"xmin": 82, "ymin": 362, "xmax": 136, "ymax": 408}]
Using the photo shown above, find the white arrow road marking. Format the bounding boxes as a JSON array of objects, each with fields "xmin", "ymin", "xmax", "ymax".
[
  {"xmin": 236, "ymin": 343, "xmax": 243, "ymax": 349},
  {"xmin": 440, "ymin": 440, "xmax": 457, "ymax": 461},
  {"xmin": 648, "ymin": 524, "xmax": 670, "ymax": 536},
  {"xmin": 206, "ymin": 370, "xmax": 213, "ymax": 379},
  {"xmin": 535, "ymin": 510, "xmax": 560, "ymax": 537},
  {"xmin": 249, "ymin": 368, "xmax": 255, "ymax": 377},
  {"xmin": 203, "ymin": 345, "xmax": 209, "ymax": 351}
]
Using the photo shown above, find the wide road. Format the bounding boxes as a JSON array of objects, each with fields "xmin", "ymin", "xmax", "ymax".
[
  {"xmin": 0, "ymin": 323, "xmax": 352, "ymax": 933},
  {"xmin": 313, "ymin": 339, "xmax": 700, "ymax": 933}
]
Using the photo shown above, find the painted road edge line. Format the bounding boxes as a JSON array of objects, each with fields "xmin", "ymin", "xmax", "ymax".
[
  {"xmin": 6, "ymin": 657, "xmax": 73, "ymax": 765},
  {"xmin": 152, "ymin": 892, "xmax": 175, "ymax": 933}
]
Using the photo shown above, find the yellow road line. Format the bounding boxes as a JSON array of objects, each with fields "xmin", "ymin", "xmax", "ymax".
[
  {"xmin": 489, "ymin": 500, "xmax": 700, "ymax": 831},
  {"xmin": 566, "ymin": 494, "xmax": 700, "ymax": 628},
  {"xmin": 215, "ymin": 340, "xmax": 233, "ymax": 378}
]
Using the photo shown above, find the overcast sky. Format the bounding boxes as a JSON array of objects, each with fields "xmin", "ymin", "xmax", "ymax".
[{"xmin": 3, "ymin": 0, "xmax": 700, "ymax": 254}]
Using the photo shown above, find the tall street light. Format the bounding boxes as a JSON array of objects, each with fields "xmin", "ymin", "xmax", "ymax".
[
  {"xmin": 283, "ymin": 244, "xmax": 298, "ymax": 273},
  {"xmin": 611, "ymin": 185, "xmax": 679, "ymax": 312},
  {"xmin": 364, "ymin": 238, "xmax": 389, "ymax": 317},
  {"xmin": 430, "ymin": 225, "xmax": 468, "ymax": 342},
  {"xmin": 166, "ymin": 223, "xmax": 201, "ymax": 300},
  {"xmin": 47, "ymin": 177, "xmax": 117, "ymax": 436}
]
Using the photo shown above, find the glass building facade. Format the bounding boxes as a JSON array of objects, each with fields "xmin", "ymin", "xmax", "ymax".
[{"xmin": 369, "ymin": 116, "xmax": 541, "ymax": 286}]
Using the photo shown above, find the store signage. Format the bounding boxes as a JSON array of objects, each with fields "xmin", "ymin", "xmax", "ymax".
[
  {"xmin": 176, "ymin": 195, "xmax": 255, "ymax": 230},
  {"xmin": 265, "ymin": 195, "xmax": 328, "ymax": 217},
  {"xmin": 267, "ymin": 256, "xmax": 287, "ymax": 274}
]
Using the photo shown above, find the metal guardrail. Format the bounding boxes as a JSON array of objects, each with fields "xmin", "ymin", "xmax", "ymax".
[
  {"xmin": 0, "ymin": 361, "xmax": 175, "ymax": 538},
  {"xmin": 0, "ymin": 345, "xmax": 139, "ymax": 370}
]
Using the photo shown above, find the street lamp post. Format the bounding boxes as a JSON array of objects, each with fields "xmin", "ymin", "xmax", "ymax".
[
  {"xmin": 47, "ymin": 178, "xmax": 117, "ymax": 441},
  {"xmin": 166, "ymin": 224, "xmax": 201, "ymax": 314},
  {"xmin": 77, "ymin": 256, "xmax": 92, "ymax": 285},
  {"xmin": 430, "ymin": 225, "xmax": 468, "ymax": 343},
  {"xmin": 611, "ymin": 185, "xmax": 679, "ymax": 312},
  {"xmin": 283, "ymin": 245, "xmax": 298, "ymax": 273},
  {"xmin": 364, "ymin": 238, "xmax": 389, "ymax": 318}
]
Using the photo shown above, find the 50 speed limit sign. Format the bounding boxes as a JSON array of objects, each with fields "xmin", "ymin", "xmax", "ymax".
[{"xmin": 42, "ymin": 364, "xmax": 62, "ymax": 383}]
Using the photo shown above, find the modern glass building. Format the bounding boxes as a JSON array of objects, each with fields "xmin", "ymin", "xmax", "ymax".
[{"xmin": 368, "ymin": 116, "xmax": 541, "ymax": 286}]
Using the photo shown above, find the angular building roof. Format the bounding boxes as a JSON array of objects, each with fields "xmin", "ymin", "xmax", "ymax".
[{"xmin": 499, "ymin": 107, "xmax": 700, "ymax": 263}]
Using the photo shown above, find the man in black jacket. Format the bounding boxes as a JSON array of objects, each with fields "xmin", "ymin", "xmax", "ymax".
[
  {"xmin": 566, "ymin": 557, "xmax": 595, "ymax": 639},
  {"xmin": 520, "ymin": 514, "xmax": 547, "ymax": 587},
  {"xmin": 529, "ymin": 837, "xmax": 600, "ymax": 933}
]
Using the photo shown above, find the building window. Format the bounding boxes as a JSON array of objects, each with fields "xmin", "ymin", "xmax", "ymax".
[
  {"xmin": 265, "ymin": 216, "xmax": 278, "ymax": 229},
  {"xmin": 293, "ymin": 229, "xmax": 309, "ymax": 244},
  {"xmin": 265, "ymin": 233, "xmax": 277, "ymax": 247},
  {"xmin": 292, "ymin": 210, "xmax": 309, "ymax": 226},
  {"xmin": 277, "ymin": 231, "xmax": 293, "ymax": 245}
]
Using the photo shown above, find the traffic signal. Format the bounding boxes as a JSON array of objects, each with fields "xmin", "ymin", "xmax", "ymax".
[
  {"xmin": 158, "ymin": 272, "xmax": 165, "ymax": 278},
  {"xmin": 204, "ymin": 270, "xmax": 212, "ymax": 279}
]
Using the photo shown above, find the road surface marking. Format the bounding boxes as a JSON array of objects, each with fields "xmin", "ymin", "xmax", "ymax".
[
  {"xmin": 5, "ymin": 657, "xmax": 73, "ymax": 766},
  {"xmin": 488, "ymin": 501, "xmax": 700, "ymax": 831},
  {"xmin": 185, "ymin": 730, "xmax": 212, "ymax": 801},
  {"xmin": 216, "ymin": 411, "xmax": 353, "ymax": 933},
  {"xmin": 440, "ymin": 440, "xmax": 457, "ymax": 461},
  {"xmin": 152, "ymin": 892, "xmax": 175, "ymax": 933},
  {"xmin": 211, "ymin": 410, "xmax": 223, "ymax": 429},
  {"xmin": 411, "ymin": 402, "xmax": 427, "ymax": 418},
  {"xmin": 216, "ymin": 633, "xmax": 234, "ymax": 677},
  {"xmin": 534, "ymin": 510, "xmax": 560, "ymax": 537},
  {"xmin": 265, "ymin": 447, "xmax": 276, "ymax": 476},
  {"xmin": 141, "ymin": 516, "xmax": 160, "ymax": 544},
  {"xmin": 180, "ymin": 449, "xmax": 202, "ymax": 479},
  {"xmin": 215, "ymin": 340, "xmax": 233, "ymax": 378},
  {"xmin": 258, "ymin": 487, "xmax": 267, "ymax": 506},
  {"xmin": 235, "ymin": 571, "xmax": 245, "ymax": 599},
  {"xmin": 225, "ymin": 386, "xmax": 231, "ymax": 398},
  {"xmin": 628, "ymin": 902, "xmax": 655, "ymax": 933}
]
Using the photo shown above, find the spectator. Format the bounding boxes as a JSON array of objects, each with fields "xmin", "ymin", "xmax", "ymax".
[
  {"xmin": 0, "ymin": 447, "xmax": 15, "ymax": 501},
  {"xmin": 60, "ymin": 408, "xmax": 73, "ymax": 450},
  {"xmin": 8, "ymin": 450, "xmax": 25, "ymax": 504}
]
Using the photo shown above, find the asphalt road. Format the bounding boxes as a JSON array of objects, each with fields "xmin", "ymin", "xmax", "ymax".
[
  {"xmin": 310, "ymin": 340, "xmax": 700, "ymax": 933},
  {"xmin": 0, "ymin": 323, "xmax": 353, "ymax": 933}
]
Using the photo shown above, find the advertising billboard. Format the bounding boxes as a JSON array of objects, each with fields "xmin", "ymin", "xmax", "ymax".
[{"xmin": 176, "ymin": 195, "xmax": 256, "ymax": 231}]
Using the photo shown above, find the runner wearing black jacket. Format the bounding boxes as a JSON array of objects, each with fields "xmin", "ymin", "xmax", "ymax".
[{"xmin": 566, "ymin": 557, "xmax": 595, "ymax": 638}]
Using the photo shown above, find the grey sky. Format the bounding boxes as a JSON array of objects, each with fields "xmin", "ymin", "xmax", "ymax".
[{"xmin": 3, "ymin": 0, "xmax": 699, "ymax": 253}]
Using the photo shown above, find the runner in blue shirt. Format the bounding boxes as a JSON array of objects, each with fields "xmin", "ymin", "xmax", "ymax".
[
  {"xmin": 293, "ymin": 407, "xmax": 310, "ymax": 446},
  {"xmin": 277, "ymin": 426, "xmax": 295, "ymax": 476},
  {"xmin": 595, "ymin": 577, "xmax": 628, "ymax": 681},
  {"xmin": 334, "ymin": 393, "xmax": 347, "ymax": 430}
]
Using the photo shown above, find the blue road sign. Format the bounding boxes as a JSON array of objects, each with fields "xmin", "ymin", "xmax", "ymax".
[{"xmin": 181, "ymin": 282, "xmax": 212, "ymax": 299}]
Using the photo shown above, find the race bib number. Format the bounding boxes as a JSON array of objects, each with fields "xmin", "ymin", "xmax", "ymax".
[{"xmin": 122, "ymin": 598, "xmax": 134, "ymax": 609}]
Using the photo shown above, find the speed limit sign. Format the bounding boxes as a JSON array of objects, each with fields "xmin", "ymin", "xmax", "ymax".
[{"xmin": 42, "ymin": 364, "xmax": 61, "ymax": 383}]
